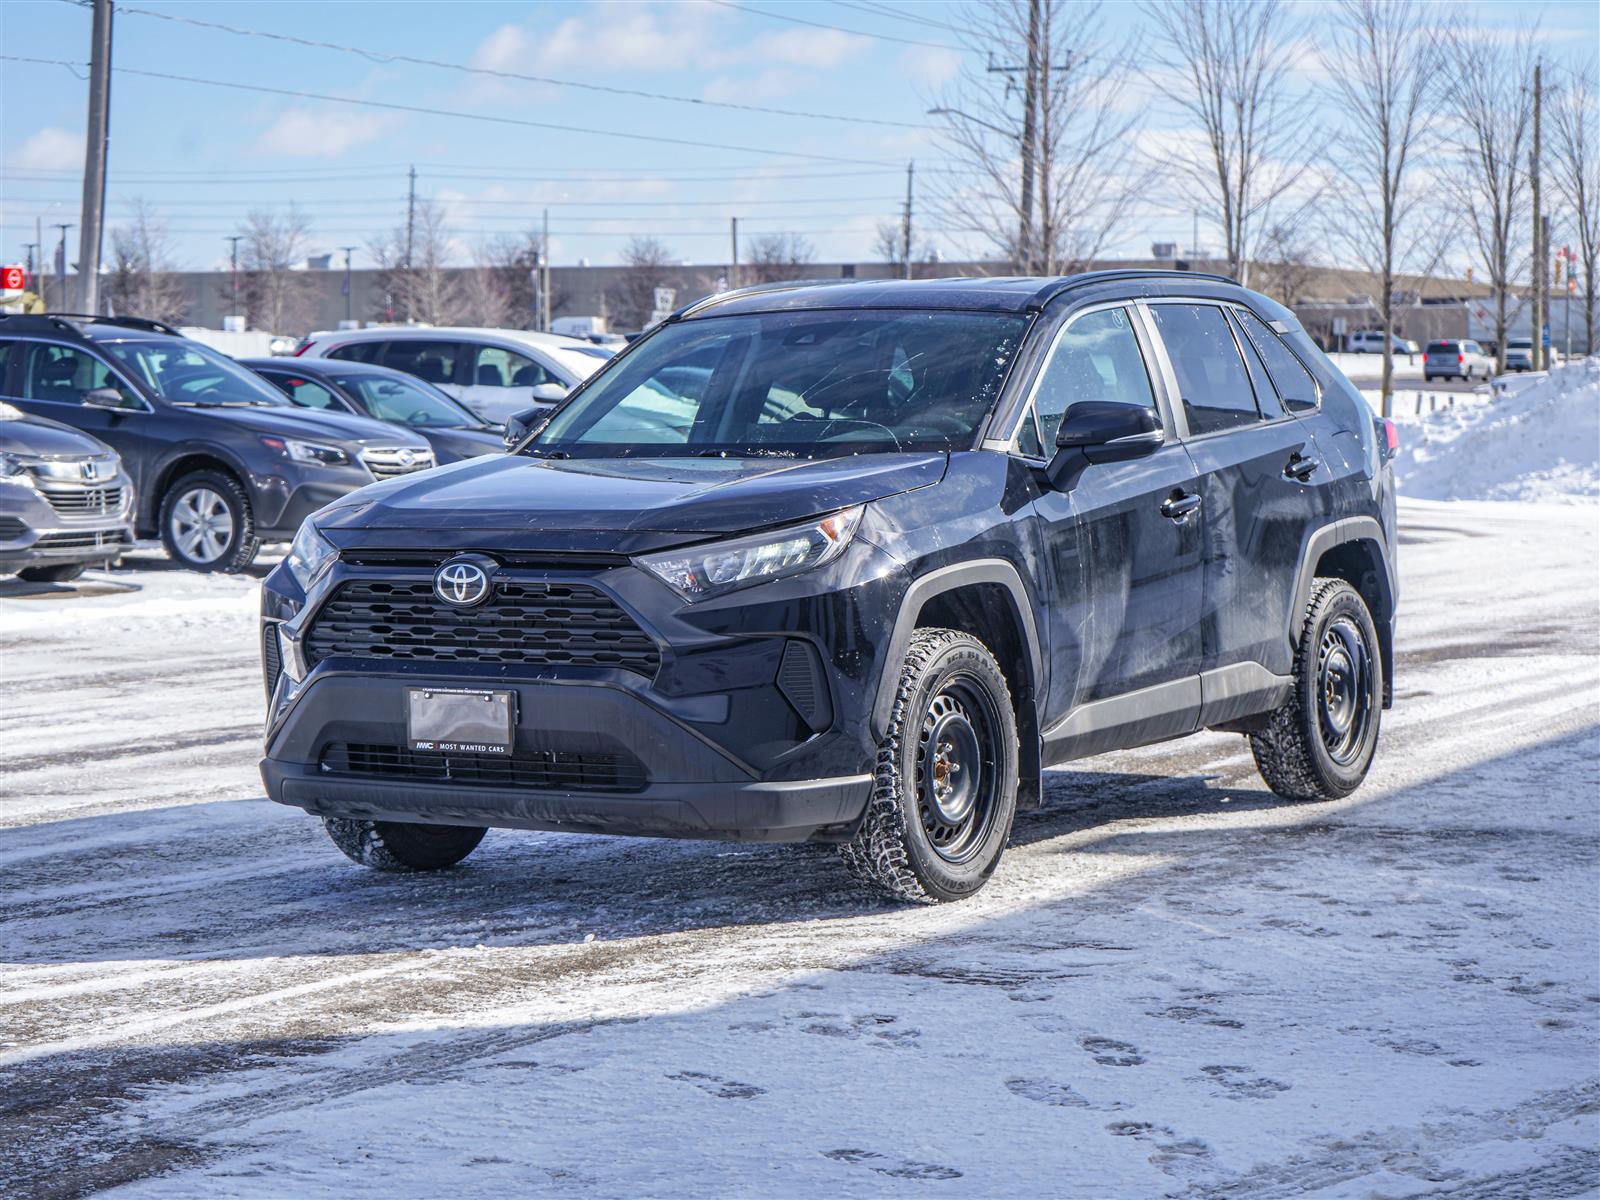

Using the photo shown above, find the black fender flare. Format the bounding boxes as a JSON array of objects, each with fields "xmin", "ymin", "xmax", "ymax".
[
  {"xmin": 145, "ymin": 442, "xmax": 257, "ymax": 528},
  {"xmin": 1290, "ymin": 516, "xmax": 1395, "ymax": 642}
]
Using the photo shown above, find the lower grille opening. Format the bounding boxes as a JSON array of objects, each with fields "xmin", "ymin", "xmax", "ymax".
[
  {"xmin": 33, "ymin": 529, "xmax": 130, "ymax": 552},
  {"xmin": 320, "ymin": 741, "xmax": 648, "ymax": 793}
]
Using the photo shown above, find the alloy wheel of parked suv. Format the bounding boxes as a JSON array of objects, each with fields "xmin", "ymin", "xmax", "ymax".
[
  {"xmin": 841, "ymin": 629, "xmax": 1020, "ymax": 903},
  {"xmin": 160, "ymin": 470, "xmax": 261, "ymax": 573}
]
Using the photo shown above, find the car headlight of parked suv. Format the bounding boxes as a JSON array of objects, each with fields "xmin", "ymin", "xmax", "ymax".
[
  {"xmin": 284, "ymin": 519, "xmax": 338, "ymax": 592},
  {"xmin": 636, "ymin": 505, "xmax": 864, "ymax": 601},
  {"xmin": 259, "ymin": 436, "xmax": 351, "ymax": 467},
  {"xmin": 0, "ymin": 452, "xmax": 36, "ymax": 486}
]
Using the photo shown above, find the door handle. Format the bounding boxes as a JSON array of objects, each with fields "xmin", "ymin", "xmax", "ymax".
[
  {"xmin": 1284, "ymin": 453, "xmax": 1320, "ymax": 481},
  {"xmin": 1160, "ymin": 491, "xmax": 1202, "ymax": 520}
]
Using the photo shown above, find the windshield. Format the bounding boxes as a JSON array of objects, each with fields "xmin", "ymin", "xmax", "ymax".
[
  {"xmin": 530, "ymin": 309, "xmax": 1028, "ymax": 458},
  {"xmin": 105, "ymin": 340, "xmax": 289, "ymax": 406},
  {"xmin": 334, "ymin": 373, "xmax": 486, "ymax": 428}
]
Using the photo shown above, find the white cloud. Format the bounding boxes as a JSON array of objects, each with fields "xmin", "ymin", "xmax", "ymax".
[
  {"xmin": 531, "ymin": 4, "xmax": 715, "ymax": 72},
  {"xmin": 15, "ymin": 127, "xmax": 85, "ymax": 170},
  {"xmin": 702, "ymin": 68, "xmax": 811, "ymax": 105},
  {"xmin": 745, "ymin": 28, "xmax": 867, "ymax": 69},
  {"xmin": 900, "ymin": 45, "xmax": 962, "ymax": 91},
  {"xmin": 472, "ymin": 23, "xmax": 532, "ymax": 72},
  {"xmin": 250, "ymin": 110, "xmax": 396, "ymax": 158}
]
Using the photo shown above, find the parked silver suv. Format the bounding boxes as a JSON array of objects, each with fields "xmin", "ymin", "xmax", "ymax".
[{"xmin": 0, "ymin": 400, "xmax": 134, "ymax": 582}]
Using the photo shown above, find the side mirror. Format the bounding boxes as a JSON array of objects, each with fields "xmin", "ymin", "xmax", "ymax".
[
  {"xmin": 503, "ymin": 406, "xmax": 552, "ymax": 449},
  {"xmin": 1042, "ymin": 401, "xmax": 1163, "ymax": 491},
  {"xmin": 529, "ymin": 382, "xmax": 567, "ymax": 403},
  {"xmin": 83, "ymin": 387, "xmax": 133, "ymax": 411}
]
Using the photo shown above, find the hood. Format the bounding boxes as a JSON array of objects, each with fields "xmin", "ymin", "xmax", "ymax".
[
  {"xmin": 187, "ymin": 403, "xmax": 430, "ymax": 449},
  {"xmin": 0, "ymin": 413, "xmax": 116, "ymax": 458},
  {"xmin": 419, "ymin": 425, "xmax": 508, "ymax": 464},
  {"xmin": 318, "ymin": 451, "xmax": 947, "ymax": 541}
]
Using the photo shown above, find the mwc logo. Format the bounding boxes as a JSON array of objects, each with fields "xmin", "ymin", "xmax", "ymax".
[{"xmin": 0, "ymin": 265, "xmax": 25, "ymax": 291}]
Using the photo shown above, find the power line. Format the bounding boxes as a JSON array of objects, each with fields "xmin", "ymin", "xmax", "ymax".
[
  {"xmin": 706, "ymin": 0, "xmax": 964, "ymax": 51},
  {"xmin": 101, "ymin": 3, "xmax": 928, "ymax": 130},
  {"xmin": 830, "ymin": 0, "xmax": 973, "ymax": 37},
  {"xmin": 2, "ymin": 56, "xmax": 902, "ymax": 166}
]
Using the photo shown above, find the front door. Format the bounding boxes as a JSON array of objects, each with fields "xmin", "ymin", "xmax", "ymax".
[{"xmin": 1025, "ymin": 306, "xmax": 1205, "ymax": 760}]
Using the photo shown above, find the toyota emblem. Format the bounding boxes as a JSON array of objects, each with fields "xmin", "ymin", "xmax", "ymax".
[{"xmin": 434, "ymin": 559, "xmax": 491, "ymax": 607}]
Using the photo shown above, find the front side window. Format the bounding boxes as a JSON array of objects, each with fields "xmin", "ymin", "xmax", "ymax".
[
  {"xmin": 473, "ymin": 345, "xmax": 554, "ymax": 389},
  {"xmin": 102, "ymin": 340, "xmax": 286, "ymax": 407},
  {"xmin": 534, "ymin": 309, "xmax": 1028, "ymax": 458},
  {"xmin": 382, "ymin": 341, "xmax": 462, "ymax": 386},
  {"xmin": 326, "ymin": 340, "xmax": 386, "ymax": 365},
  {"xmin": 22, "ymin": 343, "xmax": 140, "ymax": 407},
  {"xmin": 1149, "ymin": 303, "xmax": 1260, "ymax": 436},
  {"xmin": 1031, "ymin": 307, "xmax": 1156, "ymax": 446},
  {"xmin": 1236, "ymin": 310, "xmax": 1317, "ymax": 413}
]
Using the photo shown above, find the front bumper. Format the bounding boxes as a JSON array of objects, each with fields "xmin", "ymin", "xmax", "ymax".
[
  {"xmin": 0, "ymin": 476, "xmax": 135, "ymax": 570},
  {"xmin": 258, "ymin": 534, "xmax": 911, "ymax": 842}
]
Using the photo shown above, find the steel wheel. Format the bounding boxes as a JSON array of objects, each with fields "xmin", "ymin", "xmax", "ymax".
[
  {"xmin": 1317, "ymin": 615, "xmax": 1374, "ymax": 766},
  {"xmin": 915, "ymin": 676, "xmax": 1003, "ymax": 865},
  {"xmin": 169, "ymin": 486, "xmax": 234, "ymax": 564}
]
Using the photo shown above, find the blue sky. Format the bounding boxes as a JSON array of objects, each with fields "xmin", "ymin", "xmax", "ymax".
[{"xmin": 3, "ymin": 0, "xmax": 1597, "ymax": 274}]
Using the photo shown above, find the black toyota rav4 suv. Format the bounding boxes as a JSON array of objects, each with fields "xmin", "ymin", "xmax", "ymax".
[{"xmin": 260, "ymin": 272, "xmax": 1398, "ymax": 903}]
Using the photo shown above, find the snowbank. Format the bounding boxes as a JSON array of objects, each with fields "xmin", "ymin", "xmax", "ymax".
[{"xmin": 1392, "ymin": 357, "xmax": 1600, "ymax": 503}]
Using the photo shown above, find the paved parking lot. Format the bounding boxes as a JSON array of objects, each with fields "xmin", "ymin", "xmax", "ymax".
[{"xmin": 2, "ymin": 504, "xmax": 1597, "ymax": 1198}]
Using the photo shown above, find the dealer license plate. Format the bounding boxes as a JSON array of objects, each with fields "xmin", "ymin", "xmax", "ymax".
[{"xmin": 407, "ymin": 687, "xmax": 514, "ymax": 755}]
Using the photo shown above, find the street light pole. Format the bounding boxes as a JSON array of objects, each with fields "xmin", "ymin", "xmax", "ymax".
[
  {"xmin": 76, "ymin": 0, "xmax": 113, "ymax": 314},
  {"xmin": 226, "ymin": 234, "xmax": 243, "ymax": 317},
  {"xmin": 340, "ymin": 245, "xmax": 356, "ymax": 323},
  {"xmin": 53, "ymin": 223, "xmax": 73, "ymax": 312}
]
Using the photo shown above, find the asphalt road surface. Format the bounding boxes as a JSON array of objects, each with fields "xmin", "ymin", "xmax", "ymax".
[{"xmin": 2, "ymin": 502, "xmax": 1597, "ymax": 1199}]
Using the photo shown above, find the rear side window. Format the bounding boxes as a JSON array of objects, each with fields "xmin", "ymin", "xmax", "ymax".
[
  {"xmin": 1236, "ymin": 310, "xmax": 1318, "ymax": 413},
  {"xmin": 472, "ymin": 345, "xmax": 556, "ymax": 389},
  {"xmin": 326, "ymin": 340, "xmax": 385, "ymax": 364},
  {"xmin": 1426, "ymin": 341, "xmax": 1457, "ymax": 353},
  {"xmin": 264, "ymin": 373, "xmax": 339, "ymax": 410},
  {"xmin": 1031, "ymin": 307, "xmax": 1157, "ymax": 446},
  {"xmin": 1148, "ymin": 303, "xmax": 1259, "ymax": 436},
  {"xmin": 383, "ymin": 341, "xmax": 463, "ymax": 386}
]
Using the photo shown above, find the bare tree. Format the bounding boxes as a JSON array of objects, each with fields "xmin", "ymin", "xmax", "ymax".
[
  {"xmin": 1551, "ymin": 67, "xmax": 1599, "ymax": 356},
  {"xmin": 104, "ymin": 197, "xmax": 188, "ymax": 324},
  {"xmin": 874, "ymin": 220, "xmax": 940, "ymax": 278},
  {"xmin": 1443, "ymin": 27, "xmax": 1538, "ymax": 371},
  {"xmin": 607, "ymin": 236, "xmax": 676, "ymax": 330},
  {"xmin": 368, "ymin": 197, "xmax": 461, "ymax": 326},
  {"xmin": 1257, "ymin": 222, "xmax": 1318, "ymax": 308},
  {"xmin": 1320, "ymin": 0, "xmax": 1446, "ymax": 412},
  {"xmin": 743, "ymin": 233, "xmax": 815, "ymax": 284},
  {"xmin": 1143, "ymin": 0, "xmax": 1316, "ymax": 287},
  {"xmin": 237, "ymin": 206, "xmax": 317, "ymax": 334},
  {"xmin": 932, "ymin": 0, "xmax": 1149, "ymax": 273}
]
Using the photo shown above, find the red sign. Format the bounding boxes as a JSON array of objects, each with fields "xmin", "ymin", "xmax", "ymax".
[{"xmin": 0, "ymin": 265, "xmax": 24, "ymax": 291}]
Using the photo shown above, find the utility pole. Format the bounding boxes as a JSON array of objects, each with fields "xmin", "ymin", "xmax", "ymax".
[
  {"xmin": 730, "ymin": 216, "xmax": 739, "ymax": 289},
  {"xmin": 541, "ymin": 207, "xmax": 551, "ymax": 331},
  {"xmin": 53, "ymin": 223, "xmax": 73, "ymax": 312},
  {"xmin": 986, "ymin": 0, "xmax": 1043, "ymax": 273},
  {"xmin": 76, "ymin": 0, "xmax": 113, "ymax": 314},
  {"xmin": 225, "ymin": 234, "xmax": 243, "ymax": 317},
  {"xmin": 901, "ymin": 161, "xmax": 914, "ymax": 280},
  {"xmin": 1531, "ymin": 59, "xmax": 1544, "ymax": 371},
  {"xmin": 340, "ymin": 245, "xmax": 356, "ymax": 323},
  {"xmin": 35, "ymin": 216, "xmax": 44, "ymax": 308},
  {"xmin": 404, "ymin": 164, "xmax": 417, "ymax": 322},
  {"xmin": 23, "ymin": 241, "xmax": 39, "ymax": 278}
]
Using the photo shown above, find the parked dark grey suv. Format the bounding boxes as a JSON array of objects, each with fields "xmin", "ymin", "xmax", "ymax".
[
  {"xmin": 0, "ymin": 315, "xmax": 436, "ymax": 572},
  {"xmin": 260, "ymin": 273, "xmax": 1398, "ymax": 902},
  {"xmin": 0, "ymin": 400, "xmax": 134, "ymax": 581}
]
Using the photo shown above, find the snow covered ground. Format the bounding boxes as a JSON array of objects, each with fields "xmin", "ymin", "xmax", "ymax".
[{"xmin": 2, "ymin": 503, "xmax": 1598, "ymax": 1199}]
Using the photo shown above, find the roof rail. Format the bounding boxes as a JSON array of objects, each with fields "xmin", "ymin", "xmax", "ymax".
[
  {"xmin": 32, "ymin": 312, "xmax": 186, "ymax": 337},
  {"xmin": 1028, "ymin": 268, "xmax": 1239, "ymax": 308},
  {"xmin": 674, "ymin": 277, "xmax": 858, "ymax": 321}
]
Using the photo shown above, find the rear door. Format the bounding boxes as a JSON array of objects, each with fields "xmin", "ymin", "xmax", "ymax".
[
  {"xmin": 456, "ymin": 343, "xmax": 567, "ymax": 423},
  {"xmin": 1021, "ymin": 304, "xmax": 1206, "ymax": 757},
  {"xmin": 1144, "ymin": 301, "xmax": 1339, "ymax": 708}
]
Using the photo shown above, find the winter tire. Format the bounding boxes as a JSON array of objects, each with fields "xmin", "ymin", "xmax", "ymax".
[
  {"xmin": 1250, "ymin": 578, "xmax": 1382, "ymax": 802},
  {"xmin": 323, "ymin": 818, "xmax": 487, "ymax": 871},
  {"xmin": 16, "ymin": 562, "xmax": 86, "ymax": 583},
  {"xmin": 160, "ymin": 469, "xmax": 260, "ymax": 573},
  {"xmin": 840, "ymin": 628, "xmax": 1019, "ymax": 903}
]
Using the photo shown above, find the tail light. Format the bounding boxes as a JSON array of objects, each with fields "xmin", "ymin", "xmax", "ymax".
[
  {"xmin": 1456, "ymin": 354, "xmax": 1464, "ymax": 364},
  {"xmin": 292, "ymin": 339, "xmax": 313, "ymax": 356},
  {"xmin": 1376, "ymin": 417, "xmax": 1399, "ymax": 461}
]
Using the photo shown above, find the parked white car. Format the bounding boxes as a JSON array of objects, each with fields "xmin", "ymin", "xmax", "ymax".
[
  {"xmin": 292, "ymin": 327, "xmax": 614, "ymax": 424},
  {"xmin": 1348, "ymin": 330, "xmax": 1419, "ymax": 355},
  {"xmin": 1423, "ymin": 338, "xmax": 1493, "ymax": 381}
]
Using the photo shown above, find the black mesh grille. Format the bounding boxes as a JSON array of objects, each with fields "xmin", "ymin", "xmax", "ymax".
[
  {"xmin": 320, "ymin": 741, "xmax": 647, "ymax": 792},
  {"xmin": 262, "ymin": 625, "xmax": 283, "ymax": 698},
  {"xmin": 305, "ymin": 578, "xmax": 659, "ymax": 675}
]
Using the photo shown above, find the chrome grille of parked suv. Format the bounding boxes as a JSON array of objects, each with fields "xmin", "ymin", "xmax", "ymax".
[
  {"xmin": 304, "ymin": 578, "xmax": 660, "ymax": 675},
  {"xmin": 359, "ymin": 446, "xmax": 435, "ymax": 478},
  {"xmin": 38, "ymin": 484, "xmax": 124, "ymax": 516}
]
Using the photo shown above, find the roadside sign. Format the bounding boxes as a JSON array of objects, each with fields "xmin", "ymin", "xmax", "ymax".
[
  {"xmin": 1541, "ymin": 323, "xmax": 1550, "ymax": 348},
  {"xmin": 0, "ymin": 265, "xmax": 24, "ymax": 292}
]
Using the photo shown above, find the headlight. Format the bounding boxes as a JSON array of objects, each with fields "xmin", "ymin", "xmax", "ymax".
[
  {"xmin": 260, "ymin": 436, "xmax": 350, "ymax": 466},
  {"xmin": 0, "ymin": 452, "xmax": 36, "ymax": 487},
  {"xmin": 636, "ymin": 505, "xmax": 864, "ymax": 601},
  {"xmin": 284, "ymin": 519, "xmax": 337, "ymax": 592}
]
